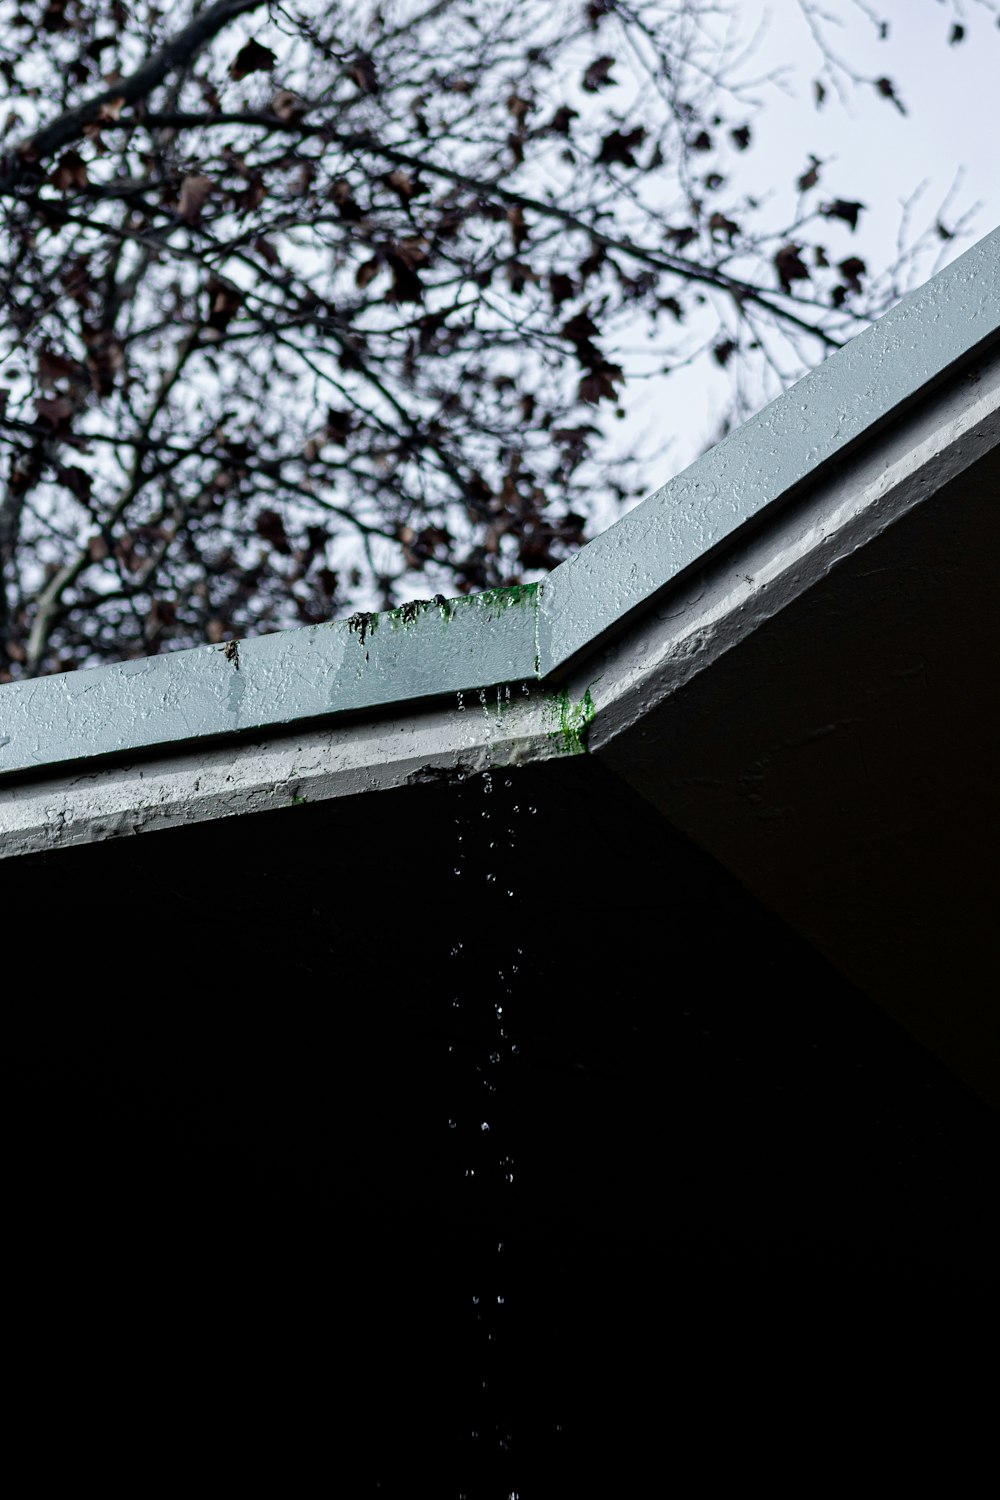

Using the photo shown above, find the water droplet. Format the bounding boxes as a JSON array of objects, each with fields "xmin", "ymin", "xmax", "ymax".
[
  {"xmin": 489, "ymin": 1051, "xmax": 500, "ymax": 1064},
  {"xmin": 497, "ymin": 1295, "xmax": 505, "ymax": 1305},
  {"xmin": 504, "ymin": 779, "xmax": 512, "ymax": 787},
  {"xmin": 448, "ymin": 1119, "xmax": 457, "ymax": 1129},
  {"xmin": 480, "ymin": 1121, "xmax": 490, "ymax": 1131},
  {"xmin": 472, "ymin": 1295, "xmax": 480, "ymax": 1305},
  {"xmin": 453, "ymin": 867, "xmax": 461, "ymax": 876}
]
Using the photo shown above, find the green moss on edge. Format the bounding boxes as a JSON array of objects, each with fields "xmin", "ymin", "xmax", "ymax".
[{"xmin": 547, "ymin": 685, "xmax": 596, "ymax": 754}]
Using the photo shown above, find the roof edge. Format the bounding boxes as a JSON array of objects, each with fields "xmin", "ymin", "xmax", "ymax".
[{"xmin": 2, "ymin": 225, "xmax": 999, "ymax": 783}]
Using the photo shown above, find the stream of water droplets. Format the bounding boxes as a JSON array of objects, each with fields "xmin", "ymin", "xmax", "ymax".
[{"xmin": 446, "ymin": 683, "xmax": 530, "ymax": 1474}]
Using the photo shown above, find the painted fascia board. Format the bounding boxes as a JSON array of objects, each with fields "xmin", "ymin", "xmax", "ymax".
[
  {"xmin": 0, "ymin": 586, "xmax": 541, "ymax": 778},
  {"xmin": 580, "ymin": 342, "xmax": 1000, "ymax": 760},
  {"xmin": 0, "ymin": 682, "xmax": 567, "ymax": 861},
  {"xmin": 1, "ymin": 224, "xmax": 999, "ymax": 783}
]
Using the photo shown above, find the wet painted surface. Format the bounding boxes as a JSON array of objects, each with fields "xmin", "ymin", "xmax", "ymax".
[{"xmin": 0, "ymin": 585, "xmax": 540, "ymax": 777}]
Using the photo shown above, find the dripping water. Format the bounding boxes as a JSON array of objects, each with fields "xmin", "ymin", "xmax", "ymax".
[{"xmin": 446, "ymin": 682, "xmax": 529, "ymax": 1468}]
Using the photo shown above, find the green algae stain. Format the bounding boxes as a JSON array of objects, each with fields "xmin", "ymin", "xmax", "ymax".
[
  {"xmin": 546, "ymin": 685, "xmax": 597, "ymax": 754},
  {"xmin": 386, "ymin": 595, "xmax": 453, "ymax": 628},
  {"xmin": 473, "ymin": 583, "xmax": 540, "ymax": 616},
  {"xmin": 346, "ymin": 584, "xmax": 539, "ymax": 647}
]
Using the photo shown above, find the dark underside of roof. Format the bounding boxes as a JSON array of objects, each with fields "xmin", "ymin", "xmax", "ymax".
[{"xmin": 4, "ymin": 756, "xmax": 996, "ymax": 1483}]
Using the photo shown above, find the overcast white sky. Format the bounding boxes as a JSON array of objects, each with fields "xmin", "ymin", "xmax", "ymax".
[
  {"xmin": 604, "ymin": 0, "xmax": 1000, "ymax": 530},
  {"xmin": 745, "ymin": 0, "xmax": 1000, "ymax": 278}
]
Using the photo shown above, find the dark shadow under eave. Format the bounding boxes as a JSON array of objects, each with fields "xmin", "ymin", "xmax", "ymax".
[{"xmin": 2, "ymin": 756, "xmax": 996, "ymax": 1478}]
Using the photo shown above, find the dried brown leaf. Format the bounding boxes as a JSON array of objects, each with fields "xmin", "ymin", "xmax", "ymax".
[
  {"xmin": 230, "ymin": 39, "xmax": 276, "ymax": 80},
  {"xmin": 597, "ymin": 127, "xmax": 647, "ymax": 168},
  {"xmin": 349, "ymin": 52, "xmax": 378, "ymax": 95},
  {"xmin": 35, "ymin": 394, "xmax": 74, "ymax": 430},
  {"xmin": 774, "ymin": 243, "xmax": 810, "ymax": 292},
  {"xmin": 582, "ymin": 55, "xmax": 616, "ymax": 92},
  {"xmin": 37, "ymin": 348, "xmax": 82, "ymax": 385},
  {"xmin": 355, "ymin": 256, "xmax": 381, "ymax": 289},
  {"xmin": 822, "ymin": 198, "xmax": 864, "ymax": 231},
  {"xmin": 546, "ymin": 105, "xmax": 578, "ymax": 135},
  {"xmin": 177, "ymin": 174, "xmax": 212, "ymax": 224},
  {"xmin": 797, "ymin": 155, "xmax": 820, "ymax": 193},
  {"xmin": 838, "ymin": 256, "xmax": 866, "ymax": 292},
  {"xmin": 50, "ymin": 150, "xmax": 89, "ymax": 191}
]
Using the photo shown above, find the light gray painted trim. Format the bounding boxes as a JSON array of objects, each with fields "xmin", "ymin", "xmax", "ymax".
[
  {"xmin": 2, "ymin": 223, "xmax": 999, "ymax": 786},
  {"xmin": 0, "ymin": 682, "xmax": 569, "ymax": 859},
  {"xmin": 580, "ymin": 344, "xmax": 1000, "ymax": 757},
  {"xmin": 0, "ymin": 585, "xmax": 540, "ymax": 778}
]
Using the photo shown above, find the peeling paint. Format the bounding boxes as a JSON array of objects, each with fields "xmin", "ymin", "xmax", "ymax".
[
  {"xmin": 347, "ymin": 592, "xmax": 460, "ymax": 643},
  {"xmin": 346, "ymin": 610, "xmax": 379, "ymax": 647}
]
